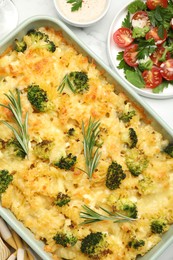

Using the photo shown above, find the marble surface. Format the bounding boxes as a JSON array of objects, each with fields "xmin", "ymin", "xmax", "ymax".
[{"xmin": 1, "ymin": 0, "xmax": 173, "ymax": 259}]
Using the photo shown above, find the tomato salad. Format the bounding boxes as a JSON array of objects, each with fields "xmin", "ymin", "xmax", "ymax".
[{"xmin": 114, "ymin": 0, "xmax": 173, "ymax": 93}]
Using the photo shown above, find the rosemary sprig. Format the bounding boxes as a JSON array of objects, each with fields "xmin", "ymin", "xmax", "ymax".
[
  {"xmin": 0, "ymin": 89, "xmax": 29, "ymax": 158},
  {"xmin": 82, "ymin": 118, "xmax": 101, "ymax": 179},
  {"xmin": 58, "ymin": 74, "xmax": 76, "ymax": 94},
  {"xmin": 80, "ymin": 205, "xmax": 136, "ymax": 225}
]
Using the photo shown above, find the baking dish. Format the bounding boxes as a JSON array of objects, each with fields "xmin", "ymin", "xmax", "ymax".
[{"xmin": 0, "ymin": 16, "xmax": 173, "ymax": 260}]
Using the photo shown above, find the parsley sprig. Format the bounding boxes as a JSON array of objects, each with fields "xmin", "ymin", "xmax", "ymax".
[
  {"xmin": 80, "ymin": 205, "xmax": 136, "ymax": 225},
  {"xmin": 136, "ymin": 38, "xmax": 157, "ymax": 60},
  {"xmin": 122, "ymin": 12, "xmax": 132, "ymax": 28},
  {"xmin": 67, "ymin": 0, "xmax": 82, "ymax": 12},
  {"xmin": 127, "ymin": 0, "xmax": 146, "ymax": 13},
  {"xmin": 117, "ymin": 51, "xmax": 134, "ymax": 72},
  {"xmin": 148, "ymin": 5, "xmax": 173, "ymax": 38},
  {"xmin": 125, "ymin": 69, "xmax": 145, "ymax": 89},
  {"xmin": 153, "ymin": 80, "xmax": 173, "ymax": 93}
]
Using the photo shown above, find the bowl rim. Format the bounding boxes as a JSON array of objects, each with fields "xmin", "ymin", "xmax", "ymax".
[{"xmin": 53, "ymin": 0, "xmax": 111, "ymax": 27}]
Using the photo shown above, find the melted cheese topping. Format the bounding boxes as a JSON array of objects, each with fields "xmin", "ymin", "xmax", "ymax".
[{"xmin": 0, "ymin": 27, "xmax": 173, "ymax": 260}]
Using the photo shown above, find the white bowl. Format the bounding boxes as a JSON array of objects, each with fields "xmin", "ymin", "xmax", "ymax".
[{"xmin": 53, "ymin": 0, "xmax": 111, "ymax": 27}]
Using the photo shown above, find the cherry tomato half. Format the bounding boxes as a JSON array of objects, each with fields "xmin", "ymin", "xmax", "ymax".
[
  {"xmin": 160, "ymin": 59, "xmax": 173, "ymax": 81},
  {"xmin": 113, "ymin": 27, "xmax": 134, "ymax": 48},
  {"xmin": 123, "ymin": 44, "xmax": 138, "ymax": 67},
  {"xmin": 145, "ymin": 27, "xmax": 167, "ymax": 45},
  {"xmin": 146, "ymin": 0, "xmax": 168, "ymax": 10},
  {"xmin": 132, "ymin": 11, "xmax": 150, "ymax": 28},
  {"xmin": 142, "ymin": 67, "xmax": 162, "ymax": 88},
  {"xmin": 150, "ymin": 46, "xmax": 171, "ymax": 67}
]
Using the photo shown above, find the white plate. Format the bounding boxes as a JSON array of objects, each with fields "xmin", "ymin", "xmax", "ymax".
[{"xmin": 107, "ymin": 0, "xmax": 173, "ymax": 99}]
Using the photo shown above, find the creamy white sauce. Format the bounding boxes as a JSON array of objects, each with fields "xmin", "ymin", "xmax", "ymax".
[
  {"xmin": 56, "ymin": 0, "xmax": 107, "ymax": 23},
  {"xmin": 132, "ymin": 18, "xmax": 147, "ymax": 28}
]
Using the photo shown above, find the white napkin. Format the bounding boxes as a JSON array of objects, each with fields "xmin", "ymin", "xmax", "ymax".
[{"xmin": 0, "ymin": 217, "xmax": 34, "ymax": 260}]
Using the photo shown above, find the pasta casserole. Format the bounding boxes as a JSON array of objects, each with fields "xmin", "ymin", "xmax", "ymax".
[{"xmin": 0, "ymin": 27, "xmax": 173, "ymax": 260}]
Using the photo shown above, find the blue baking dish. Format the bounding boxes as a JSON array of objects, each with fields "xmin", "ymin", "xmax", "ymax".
[{"xmin": 0, "ymin": 16, "xmax": 173, "ymax": 260}]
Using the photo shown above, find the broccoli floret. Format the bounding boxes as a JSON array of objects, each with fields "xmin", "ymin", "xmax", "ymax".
[
  {"xmin": 14, "ymin": 39, "xmax": 27, "ymax": 52},
  {"xmin": 26, "ymin": 29, "xmax": 56, "ymax": 52},
  {"xmin": 58, "ymin": 71, "xmax": 89, "ymax": 94},
  {"xmin": 33, "ymin": 140, "xmax": 54, "ymax": 160},
  {"xmin": 150, "ymin": 219, "xmax": 167, "ymax": 234},
  {"xmin": 6, "ymin": 139, "xmax": 26, "ymax": 159},
  {"xmin": 46, "ymin": 41, "xmax": 56, "ymax": 52},
  {"xmin": 128, "ymin": 239, "xmax": 145, "ymax": 249},
  {"xmin": 53, "ymin": 232, "xmax": 77, "ymax": 247},
  {"xmin": 132, "ymin": 26, "xmax": 150, "ymax": 38},
  {"xmin": 55, "ymin": 192, "xmax": 71, "ymax": 207},
  {"xmin": 27, "ymin": 84, "xmax": 54, "ymax": 112},
  {"xmin": 67, "ymin": 128, "xmax": 75, "ymax": 136},
  {"xmin": 138, "ymin": 176, "xmax": 154, "ymax": 195},
  {"xmin": 81, "ymin": 232, "xmax": 111, "ymax": 258},
  {"xmin": 54, "ymin": 153, "xmax": 77, "ymax": 170},
  {"xmin": 107, "ymin": 196, "xmax": 137, "ymax": 218},
  {"xmin": 126, "ymin": 148, "xmax": 148, "ymax": 176},
  {"xmin": 62, "ymin": 71, "xmax": 89, "ymax": 94},
  {"xmin": 128, "ymin": 128, "xmax": 138, "ymax": 149},
  {"xmin": 106, "ymin": 161, "xmax": 126, "ymax": 190},
  {"xmin": 35, "ymin": 40, "xmax": 56, "ymax": 53},
  {"xmin": 116, "ymin": 198, "xmax": 138, "ymax": 219},
  {"xmin": 27, "ymin": 29, "xmax": 49, "ymax": 42},
  {"xmin": 119, "ymin": 110, "xmax": 136, "ymax": 123},
  {"xmin": 68, "ymin": 71, "xmax": 89, "ymax": 94},
  {"xmin": 164, "ymin": 143, "xmax": 173, "ymax": 157},
  {"xmin": 0, "ymin": 170, "xmax": 13, "ymax": 196},
  {"xmin": 121, "ymin": 128, "xmax": 138, "ymax": 149},
  {"xmin": 159, "ymin": 42, "xmax": 173, "ymax": 62}
]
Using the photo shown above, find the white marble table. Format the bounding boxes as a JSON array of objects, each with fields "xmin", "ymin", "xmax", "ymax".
[{"xmin": 3, "ymin": 0, "xmax": 173, "ymax": 259}]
